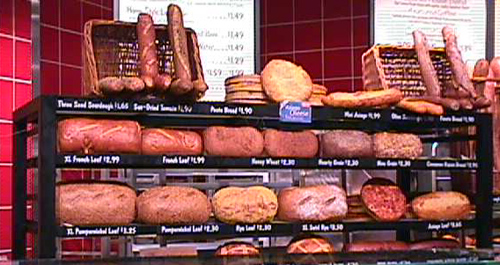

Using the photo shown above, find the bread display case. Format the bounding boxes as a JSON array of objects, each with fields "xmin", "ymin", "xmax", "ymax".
[{"xmin": 11, "ymin": 95, "xmax": 494, "ymax": 263}]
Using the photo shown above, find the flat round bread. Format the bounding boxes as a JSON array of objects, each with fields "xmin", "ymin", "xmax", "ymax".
[
  {"xmin": 261, "ymin": 59, "xmax": 313, "ymax": 102},
  {"xmin": 225, "ymin": 74, "xmax": 261, "ymax": 86},
  {"xmin": 312, "ymin": 84, "xmax": 328, "ymax": 93},
  {"xmin": 226, "ymin": 92, "xmax": 268, "ymax": 100},
  {"xmin": 226, "ymin": 99, "xmax": 269, "ymax": 105},
  {"xmin": 225, "ymin": 84, "xmax": 263, "ymax": 93}
]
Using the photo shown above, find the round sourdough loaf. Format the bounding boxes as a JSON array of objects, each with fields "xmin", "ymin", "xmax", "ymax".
[
  {"xmin": 212, "ymin": 186, "xmax": 278, "ymax": 224},
  {"xmin": 277, "ymin": 185, "xmax": 347, "ymax": 221},
  {"xmin": 56, "ymin": 182, "xmax": 136, "ymax": 225},
  {"xmin": 261, "ymin": 59, "xmax": 312, "ymax": 102},
  {"xmin": 137, "ymin": 186, "xmax": 211, "ymax": 225}
]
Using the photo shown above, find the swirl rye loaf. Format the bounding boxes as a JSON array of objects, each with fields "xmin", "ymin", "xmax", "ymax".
[
  {"xmin": 277, "ymin": 185, "xmax": 347, "ymax": 222},
  {"xmin": 56, "ymin": 182, "xmax": 136, "ymax": 225},
  {"xmin": 137, "ymin": 186, "xmax": 211, "ymax": 225}
]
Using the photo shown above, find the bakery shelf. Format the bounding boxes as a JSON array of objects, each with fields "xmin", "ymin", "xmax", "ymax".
[
  {"xmin": 57, "ymin": 219, "xmax": 475, "ymax": 238},
  {"xmin": 15, "ymin": 96, "xmax": 481, "ymax": 128},
  {"xmin": 12, "ymin": 95, "xmax": 494, "ymax": 259},
  {"xmin": 55, "ymin": 154, "xmax": 479, "ymax": 170}
]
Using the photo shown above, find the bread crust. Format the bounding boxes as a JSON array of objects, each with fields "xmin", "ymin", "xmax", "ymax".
[{"xmin": 411, "ymin": 191, "xmax": 471, "ymax": 220}]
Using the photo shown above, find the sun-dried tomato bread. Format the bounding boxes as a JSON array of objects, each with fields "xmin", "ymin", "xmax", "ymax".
[
  {"xmin": 344, "ymin": 241, "xmax": 409, "ymax": 252},
  {"xmin": 203, "ymin": 126, "xmax": 264, "ymax": 157},
  {"xmin": 361, "ymin": 182, "xmax": 406, "ymax": 221},
  {"xmin": 212, "ymin": 186, "xmax": 278, "ymax": 224},
  {"xmin": 320, "ymin": 130, "xmax": 373, "ymax": 158},
  {"xmin": 137, "ymin": 186, "xmax": 211, "ymax": 224},
  {"xmin": 411, "ymin": 191, "xmax": 471, "ymax": 220},
  {"xmin": 277, "ymin": 185, "xmax": 347, "ymax": 222},
  {"xmin": 373, "ymin": 132, "xmax": 423, "ymax": 159},
  {"xmin": 215, "ymin": 242, "xmax": 260, "ymax": 256},
  {"xmin": 287, "ymin": 236, "xmax": 335, "ymax": 254},
  {"xmin": 58, "ymin": 118, "xmax": 141, "ymax": 154},
  {"xmin": 263, "ymin": 129, "xmax": 318, "ymax": 158},
  {"xmin": 141, "ymin": 129, "xmax": 203, "ymax": 155},
  {"xmin": 56, "ymin": 182, "xmax": 136, "ymax": 225}
]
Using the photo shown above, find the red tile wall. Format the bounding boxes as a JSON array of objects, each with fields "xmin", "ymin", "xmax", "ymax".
[
  {"xmin": 260, "ymin": 0, "xmax": 370, "ymax": 92},
  {"xmin": 0, "ymin": 0, "xmax": 32, "ymax": 259},
  {"xmin": 40, "ymin": 0, "xmax": 113, "ymax": 96}
]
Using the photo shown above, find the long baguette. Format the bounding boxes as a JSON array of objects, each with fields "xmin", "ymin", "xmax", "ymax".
[
  {"xmin": 168, "ymin": 4, "xmax": 193, "ymax": 95},
  {"xmin": 137, "ymin": 13, "xmax": 159, "ymax": 91},
  {"xmin": 189, "ymin": 31, "xmax": 208, "ymax": 96},
  {"xmin": 413, "ymin": 30, "xmax": 441, "ymax": 97}
]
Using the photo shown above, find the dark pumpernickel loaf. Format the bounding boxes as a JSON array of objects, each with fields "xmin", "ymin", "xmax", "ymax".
[
  {"xmin": 137, "ymin": 186, "xmax": 211, "ymax": 225},
  {"xmin": 203, "ymin": 126, "xmax": 264, "ymax": 157},
  {"xmin": 320, "ymin": 130, "xmax": 373, "ymax": 158},
  {"xmin": 263, "ymin": 129, "xmax": 318, "ymax": 158},
  {"xmin": 56, "ymin": 182, "xmax": 136, "ymax": 225}
]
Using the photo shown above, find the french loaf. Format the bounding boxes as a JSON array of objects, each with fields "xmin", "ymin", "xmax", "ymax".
[
  {"xmin": 411, "ymin": 191, "xmax": 471, "ymax": 220},
  {"xmin": 320, "ymin": 130, "xmax": 373, "ymax": 158},
  {"xmin": 56, "ymin": 182, "xmax": 136, "ymax": 225},
  {"xmin": 212, "ymin": 186, "xmax": 278, "ymax": 224},
  {"xmin": 277, "ymin": 185, "xmax": 347, "ymax": 222},
  {"xmin": 58, "ymin": 118, "xmax": 141, "ymax": 154},
  {"xmin": 204, "ymin": 126, "xmax": 264, "ymax": 157},
  {"xmin": 263, "ymin": 129, "xmax": 318, "ymax": 158},
  {"xmin": 373, "ymin": 132, "xmax": 423, "ymax": 159},
  {"xmin": 137, "ymin": 186, "xmax": 211, "ymax": 225},
  {"xmin": 141, "ymin": 129, "xmax": 202, "ymax": 155}
]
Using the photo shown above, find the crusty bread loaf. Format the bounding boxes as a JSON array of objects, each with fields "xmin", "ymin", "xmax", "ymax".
[
  {"xmin": 411, "ymin": 191, "xmax": 471, "ymax": 220},
  {"xmin": 287, "ymin": 237, "xmax": 335, "ymax": 254},
  {"xmin": 141, "ymin": 129, "xmax": 203, "ymax": 155},
  {"xmin": 409, "ymin": 239, "xmax": 460, "ymax": 250},
  {"xmin": 263, "ymin": 129, "xmax": 318, "ymax": 158},
  {"xmin": 212, "ymin": 186, "xmax": 278, "ymax": 224},
  {"xmin": 203, "ymin": 126, "xmax": 264, "ymax": 157},
  {"xmin": 137, "ymin": 186, "xmax": 211, "ymax": 225},
  {"xmin": 373, "ymin": 132, "xmax": 423, "ymax": 159},
  {"xmin": 56, "ymin": 182, "xmax": 136, "ymax": 225},
  {"xmin": 277, "ymin": 185, "xmax": 347, "ymax": 221},
  {"xmin": 215, "ymin": 242, "xmax": 260, "ymax": 256},
  {"xmin": 344, "ymin": 241, "xmax": 409, "ymax": 252},
  {"xmin": 139, "ymin": 247, "xmax": 198, "ymax": 257},
  {"xmin": 320, "ymin": 130, "xmax": 373, "ymax": 157},
  {"xmin": 58, "ymin": 118, "xmax": 142, "ymax": 154}
]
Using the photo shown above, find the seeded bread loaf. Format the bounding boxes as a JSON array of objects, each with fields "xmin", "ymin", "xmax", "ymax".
[{"xmin": 373, "ymin": 132, "xmax": 423, "ymax": 159}]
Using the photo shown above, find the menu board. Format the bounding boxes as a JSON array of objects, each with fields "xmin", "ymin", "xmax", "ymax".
[
  {"xmin": 373, "ymin": 0, "xmax": 486, "ymax": 68},
  {"xmin": 115, "ymin": 0, "xmax": 257, "ymax": 101}
]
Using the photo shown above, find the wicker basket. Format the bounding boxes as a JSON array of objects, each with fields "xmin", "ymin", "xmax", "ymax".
[
  {"xmin": 362, "ymin": 45, "xmax": 453, "ymax": 97},
  {"xmin": 83, "ymin": 20, "xmax": 202, "ymax": 100}
]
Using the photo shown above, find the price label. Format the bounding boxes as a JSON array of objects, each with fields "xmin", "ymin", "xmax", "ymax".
[
  {"xmin": 250, "ymin": 158, "xmax": 297, "ymax": 168},
  {"xmin": 62, "ymin": 155, "xmax": 121, "ymax": 165},
  {"xmin": 301, "ymin": 223, "xmax": 344, "ymax": 232},
  {"xmin": 62, "ymin": 226, "xmax": 137, "ymax": 237},
  {"xmin": 439, "ymin": 115, "xmax": 475, "ymax": 124},
  {"xmin": 344, "ymin": 110, "xmax": 381, "ymax": 120},
  {"xmin": 493, "ymin": 196, "xmax": 500, "ymax": 204},
  {"xmin": 427, "ymin": 221, "xmax": 463, "ymax": 231},
  {"xmin": 235, "ymin": 224, "xmax": 273, "ymax": 233},
  {"xmin": 160, "ymin": 225, "xmax": 218, "ymax": 235},
  {"xmin": 209, "ymin": 105, "xmax": 254, "ymax": 116},
  {"xmin": 376, "ymin": 159, "xmax": 412, "ymax": 168},
  {"xmin": 162, "ymin": 156, "xmax": 206, "ymax": 166},
  {"xmin": 317, "ymin": 159, "xmax": 360, "ymax": 168}
]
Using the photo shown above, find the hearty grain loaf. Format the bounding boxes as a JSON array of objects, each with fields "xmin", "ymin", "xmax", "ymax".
[
  {"xmin": 56, "ymin": 182, "xmax": 136, "ymax": 225},
  {"xmin": 137, "ymin": 186, "xmax": 211, "ymax": 224},
  {"xmin": 320, "ymin": 130, "xmax": 373, "ymax": 158},
  {"xmin": 277, "ymin": 185, "xmax": 347, "ymax": 222},
  {"xmin": 212, "ymin": 186, "xmax": 278, "ymax": 224}
]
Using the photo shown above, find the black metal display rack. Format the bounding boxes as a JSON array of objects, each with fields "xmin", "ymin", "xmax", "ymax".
[{"xmin": 12, "ymin": 95, "xmax": 494, "ymax": 260}]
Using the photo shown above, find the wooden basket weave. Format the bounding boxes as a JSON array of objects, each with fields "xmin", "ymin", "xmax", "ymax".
[
  {"xmin": 362, "ymin": 45, "xmax": 453, "ymax": 97},
  {"xmin": 83, "ymin": 20, "xmax": 202, "ymax": 99}
]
